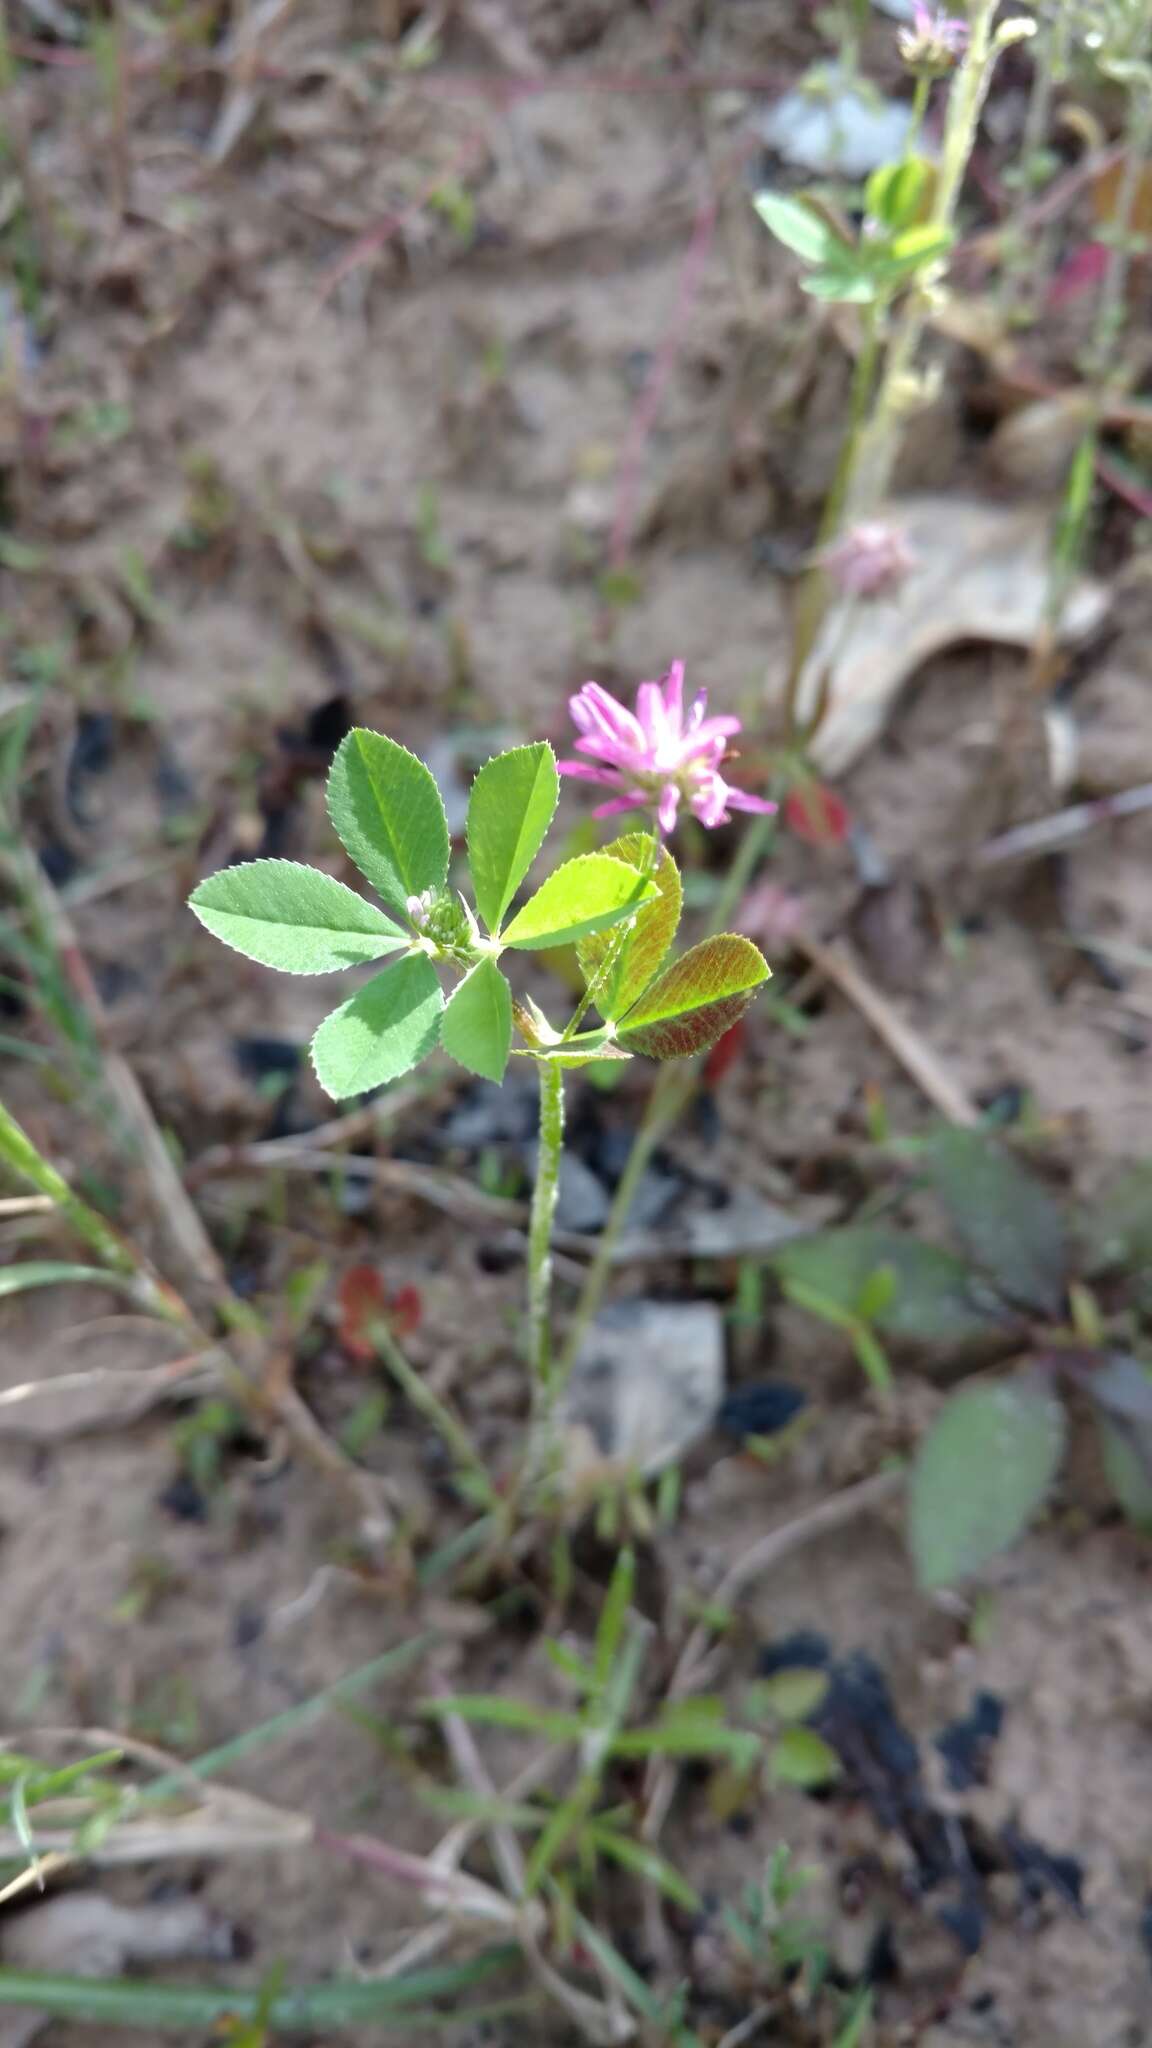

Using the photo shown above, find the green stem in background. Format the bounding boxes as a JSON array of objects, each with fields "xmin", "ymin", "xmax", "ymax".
[
  {"xmin": 373, "ymin": 1322, "xmax": 497, "ymax": 1510},
  {"xmin": 817, "ymin": 303, "xmax": 882, "ymax": 551},
  {"xmin": 906, "ymin": 71, "xmax": 933, "ymax": 152},
  {"xmin": 846, "ymin": 0, "xmax": 1013, "ymax": 518},
  {"xmin": 787, "ymin": 302, "xmax": 883, "ymax": 703},
  {"xmin": 1002, "ymin": 2, "xmax": 1058, "ymax": 322},
  {"xmin": 0, "ymin": 1098, "xmax": 179, "ymax": 1320},
  {"xmin": 1084, "ymin": 88, "xmax": 1152, "ymax": 387},
  {"xmin": 1046, "ymin": 85, "xmax": 1152, "ymax": 636},
  {"xmin": 528, "ymin": 1058, "xmax": 565, "ymax": 1406},
  {"xmin": 790, "ymin": 12, "xmax": 1013, "ymax": 699}
]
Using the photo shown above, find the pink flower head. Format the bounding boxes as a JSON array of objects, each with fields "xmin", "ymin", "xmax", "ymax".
[
  {"xmin": 558, "ymin": 660, "xmax": 776, "ymax": 837},
  {"xmin": 816, "ymin": 520, "xmax": 916, "ymax": 601},
  {"xmin": 898, "ymin": 3, "xmax": 969, "ymax": 74}
]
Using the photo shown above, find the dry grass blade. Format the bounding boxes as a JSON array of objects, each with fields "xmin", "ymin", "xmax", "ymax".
[
  {"xmin": 975, "ymin": 780, "xmax": 1152, "ymax": 867},
  {"xmin": 796, "ymin": 932, "xmax": 979, "ymax": 1126},
  {"xmin": 0, "ymin": 1350, "xmax": 222, "ymax": 1441},
  {"xmin": 638, "ymin": 1469, "xmax": 904, "ymax": 1945},
  {"xmin": 4, "ymin": 842, "xmax": 227, "ymax": 1315},
  {"xmin": 432, "ymin": 1684, "xmax": 631, "ymax": 2044},
  {"xmin": 190, "ymin": 1144, "xmax": 527, "ymax": 1227}
]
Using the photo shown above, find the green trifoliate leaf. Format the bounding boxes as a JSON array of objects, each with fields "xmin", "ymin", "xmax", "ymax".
[
  {"xmin": 500, "ymin": 853, "xmax": 657, "ymax": 953},
  {"xmin": 326, "ymin": 729, "xmax": 449, "ymax": 915},
  {"xmin": 616, "ymin": 934, "xmax": 769, "ymax": 1059},
  {"xmin": 920, "ymin": 1127, "xmax": 1068, "ymax": 1317},
  {"xmin": 577, "ymin": 832, "xmax": 681, "ymax": 1022},
  {"xmin": 908, "ymin": 1377, "xmax": 1066, "ymax": 1590},
  {"xmin": 189, "ymin": 860, "xmax": 407, "ymax": 974},
  {"xmin": 466, "ymin": 742, "xmax": 559, "ymax": 935},
  {"xmin": 440, "ymin": 955, "xmax": 513, "ymax": 1084},
  {"xmin": 311, "ymin": 953, "xmax": 443, "ymax": 1099}
]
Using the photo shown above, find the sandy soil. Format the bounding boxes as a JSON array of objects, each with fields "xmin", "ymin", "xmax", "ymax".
[{"xmin": 4, "ymin": 2, "xmax": 1152, "ymax": 2044}]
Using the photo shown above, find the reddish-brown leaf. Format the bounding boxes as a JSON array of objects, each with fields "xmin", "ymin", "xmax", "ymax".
[
  {"xmin": 784, "ymin": 781, "xmax": 849, "ymax": 847},
  {"xmin": 338, "ymin": 1265, "xmax": 388, "ymax": 1363}
]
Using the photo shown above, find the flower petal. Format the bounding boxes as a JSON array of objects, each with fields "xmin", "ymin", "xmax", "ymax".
[
  {"xmin": 557, "ymin": 758, "xmax": 621, "ymax": 788},
  {"xmin": 635, "ymin": 681, "xmax": 669, "ymax": 759},
  {"xmin": 657, "ymin": 782, "xmax": 681, "ymax": 835},
  {"xmin": 570, "ymin": 682, "xmax": 644, "ymax": 750},
  {"xmin": 724, "ymin": 787, "xmax": 778, "ymax": 815}
]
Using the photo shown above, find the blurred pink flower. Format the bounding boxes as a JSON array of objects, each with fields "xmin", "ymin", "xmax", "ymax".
[
  {"xmin": 898, "ymin": 3, "xmax": 969, "ymax": 72},
  {"xmin": 816, "ymin": 520, "xmax": 916, "ymax": 600},
  {"xmin": 559, "ymin": 661, "xmax": 776, "ymax": 836}
]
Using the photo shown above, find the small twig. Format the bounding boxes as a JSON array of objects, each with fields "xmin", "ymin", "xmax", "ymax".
[
  {"xmin": 974, "ymin": 780, "xmax": 1152, "ymax": 868},
  {"xmin": 795, "ymin": 932, "xmax": 979, "ymax": 1127},
  {"xmin": 717, "ymin": 2006, "xmax": 775, "ymax": 2048},
  {"xmin": 0, "ymin": 1195, "xmax": 54, "ymax": 1216},
  {"xmin": 0, "ymin": 1351, "xmax": 222, "ymax": 1441},
  {"xmin": 430, "ymin": 1677, "xmax": 528, "ymax": 1902},
  {"xmin": 188, "ymin": 1083, "xmax": 438, "ymax": 1171},
  {"xmin": 433, "ymin": 1682, "xmax": 630, "ymax": 2044},
  {"xmin": 188, "ymin": 1144, "xmax": 526, "ymax": 1227}
]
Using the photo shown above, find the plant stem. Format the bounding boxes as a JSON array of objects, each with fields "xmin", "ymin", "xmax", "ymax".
[
  {"xmin": 907, "ymin": 71, "xmax": 933, "ymax": 152},
  {"xmin": 1039, "ymin": 86, "xmax": 1152, "ymax": 643},
  {"xmin": 846, "ymin": 0, "xmax": 1005, "ymax": 518},
  {"xmin": 1084, "ymin": 89, "xmax": 1152, "ymax": 387},
  {"xmin": 373, "ymin": 1324, "xmax": 496, "ymax": 1509},
  {"xmin": 528, "ymin": 1058, "xmax": 565, "ymax": 1409}
]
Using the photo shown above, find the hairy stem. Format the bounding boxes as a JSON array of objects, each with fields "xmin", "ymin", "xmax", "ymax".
[
  {"xmin": 846, "ymin": 0, "xmax": 1004, "ymax": 518},
  {"xmin": 528, "ymin": 1059, "xmax": 565, "ymax": 1408}
]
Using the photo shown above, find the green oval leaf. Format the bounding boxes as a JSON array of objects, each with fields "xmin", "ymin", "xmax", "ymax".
[
  {"xmin": 865, "ymin": 155, "xmax": 931, "ymax": 230},
  {"xmin": 440, "ymin": 955, "xmax": 513, "ymax": 1084},
  {"xmin": 753, "ymin": 191, "xmax": 842, "ymax": 266},
  {"xmin": 500, "ymin": 853, "xmax": 657, "ymax": 952},
  {"xmin": 310, "ymin": 954, "xmax": 443, "ymax": 1099},
  {"xmin": 771, "ymin": 1228, "xmax": 1004, "ymax": 1347},
  {"xmin": 802, "ymin": 266, "xmax": 878, "ymax": 304},
  {"xmin": 770, "ymin": 1726, "xmax": 840, "ymax": 1789},
  {"xmin": 748, "ymin": 1670, "xmax": 830, "ymax": 1723},
  {"xmin": 616, "ymin": 933, "xmax": 769, "ymax": 1059},
  {"xmin": 921, "ymin": 1129, "xmax": 1068, "ymax": 1317},
  {"xmin": 1098, "ymin": 1412, "xmax": 1152, "ymax": 1532},
  {"xmin": 326, "ymin": 729, "xmax": 449, "ymax": 914},
  {"xmin": 577, "ymin": 832, "xmax": 681, "ymax": 1022},
  {"xmin": 466, "ymin": 742, "xmax": 559, "ymax": 935},
  {"xmin": 908, "ymin": 1377, "xmax": 1066, "ymax": 1590},
  {"xmin": 189, "ymin": 860, "xmax": 406, "ymax": 974}
]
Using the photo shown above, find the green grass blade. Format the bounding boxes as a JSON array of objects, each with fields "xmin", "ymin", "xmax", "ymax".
[
  {"xmin": 140, "ymin": 1640, "xmax": 431, "ymax": 1805},
  {"xmin": 0, "ymin": 1262, "xmax": 140, "ymax": 1302},
  {"xmin": 0, "ymin": 1949, "xmax": 521, "ymax": 2031}
]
